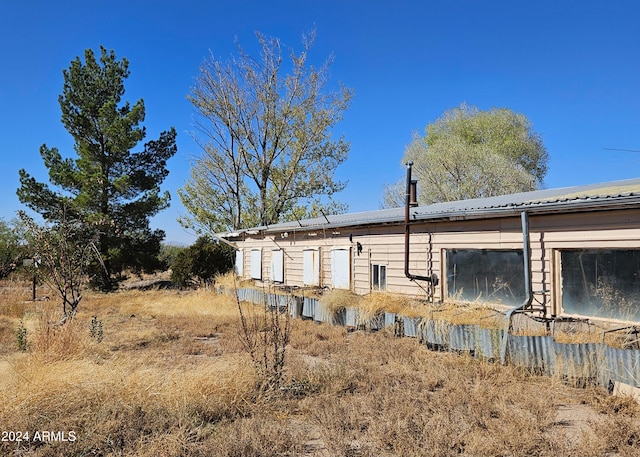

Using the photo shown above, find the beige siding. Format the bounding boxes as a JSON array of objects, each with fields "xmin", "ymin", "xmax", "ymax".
[{"xmin": 231, "ymin": 208, "xmax": 640, "ymax": 320}]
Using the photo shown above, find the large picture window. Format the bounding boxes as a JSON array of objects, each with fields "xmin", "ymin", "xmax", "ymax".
[
  {"xmin": 561, "ymin": 249, "xmax": 640, "ymax": 321},
  {"xmin": 446, "ymin": 249, "xmax": 525, "ymax": 306}
]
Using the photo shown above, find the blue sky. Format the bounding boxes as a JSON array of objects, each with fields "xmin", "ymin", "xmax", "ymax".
[{"xmin": 1, "ymin": 1, "xmax": 639, "ymax": 244}]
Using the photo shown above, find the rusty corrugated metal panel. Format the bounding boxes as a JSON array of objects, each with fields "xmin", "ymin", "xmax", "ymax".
[
  {"xmin": 368, "ymin": 314, "xmax": 385, "ymax": 331},
  {"xmin": 403, "ymin": 317, "xmax": 419, "ymax": 338},
  {"xmin": 423, "ymin": 319, "xmax": 450, "ymax": 348},
  {"xmin": 288, "ymin": 297, "xmax": 302, "ymax": 319},
  {"xmin": 302, "ymin": 297, "xmax": 315, "ymax": 319},
  {"xmin": 236, "ymin": 287, "xmax": 263, "ymax": 304},
  {"xmin": 553, "ymin": 342, "xmax": 604, "ymax": 384},
  {"xmin": 333, "ymin": 309, "xmax": 346, "ymax": 327},
  {"xmin": 448, "ymin": 325, "xmax": 503, "ymax": 359},
  {"xmin": 449, "ymin": 324, "xmax": 476, "ymax": 352},
  {"xmin": 313, "ymin": 300, "xmax": 330, "ymax": 323},
  {"xmin": 507, "ymin": 335, "xmax": 555, "ymax": 375},
  {"xmin": 345, "ymin": 307, "xmax": 358, "ymax": 328},
  {"xmin": 384, "ymin": 312, "xmax": 396, "ymax": 328},
  {"xmin": 266, "ymin": 292, "xmax": 286, "ymax": 310},
  {"xmin": 603, "ymin": 346, "xmax": 640, "ymax": 387},
  {"xmin": 475, "ymin": 327, "xmax": 502, "ymax": 360}
]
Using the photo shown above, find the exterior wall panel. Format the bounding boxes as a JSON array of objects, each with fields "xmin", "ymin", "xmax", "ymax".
[{"xmin": 229, "ymin": 208, "xmax": 640, "ymax": 322}]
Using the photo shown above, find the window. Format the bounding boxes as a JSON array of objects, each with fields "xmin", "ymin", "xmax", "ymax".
[
  {"xmin": 270, "ymin": 249, "xmax": 284, "ymax": 283},
  {"xmin": 250, "ymin": 249, "xmax": 262, "ymax": 280},
  {"xmin": 446, "ymin": 249, "xmax": 525, "ymax": 306},
  {"xmin": 331, "ymin": 248, "xmax": 351, "ymax": 289},
  {"xmin": 561, "ymin": 249, "xmax": 640, "ymax": 321},
  {"xmin": 235, "ymin": 249, "xmax": 244, "ymax": 277},
  {"xmin": 371, "ymin": 264, "xmax": 387, "ymax": 291},
  {"xmin": 303, "ymin": 249, "xmax": 320, "ymax": 286}
]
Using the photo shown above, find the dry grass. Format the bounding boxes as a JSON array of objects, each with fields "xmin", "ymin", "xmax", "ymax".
[
  {"xmin": 0, "ymin": 281, "xmax": 639, "ymax": 456},
  {"xmin": 215, "ymin": 270, "xmax": 254, "ymax": 290},
  {"xmin": 319, "ymin": 288, "xmax": 362, "ymax": 313},
  {"xmin": 416, "ymin": 301, "xmax": 505, "ymax": 327},
  {"xmin": 323, "ymin": 290, "xmax": 506, "ymax": 330}
]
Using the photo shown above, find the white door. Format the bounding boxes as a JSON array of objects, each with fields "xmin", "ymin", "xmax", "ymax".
[
  {"xmin": 303, "ymin": 249, "xmax": 320, "ymax": 286},
  {"xmin": 250, "ymin": 249, "xmax": 262, "ymax": 280},
  {"xmin": 331, "ymin": 248, "xmax": 350, "ymax": 289},
  {"xmin": 235, "ymin": 249, "xmax": 244, "ymax": 277},
  {"xmin": 270, "ymin": 249, "xmax": 284, "ymax": 282}
]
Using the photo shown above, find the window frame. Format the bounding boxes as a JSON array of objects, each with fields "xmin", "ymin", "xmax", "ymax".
[
  {"xmin": 558, "ymin": 248, "xmax": 640, "ymax": 322},
  {"xmin": 371, "ymin": 263, "xmax": 387, "ymax": 291},
  {"xmin": 445, "ymin": 248, "xmax": 525, "ymax": 306}
]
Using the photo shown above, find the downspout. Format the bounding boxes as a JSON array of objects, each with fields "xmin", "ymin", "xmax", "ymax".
[
  {"xmin": 404, "ymin": 163, "xmax": 438, "ymax": 285},
  {"xmin": 499, "ymin": 211, "xmax": 533, "ymax": 365}
]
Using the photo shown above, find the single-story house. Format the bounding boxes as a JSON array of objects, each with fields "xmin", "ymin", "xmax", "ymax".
[{"xmin": 221, "ymin": 177, "xmax": 640, "ymax": 325}]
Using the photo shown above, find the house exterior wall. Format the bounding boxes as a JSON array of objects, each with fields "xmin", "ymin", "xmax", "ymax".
[{"xmin": 230, "ymin": 208, "xmax": 640, "ymax": 323}]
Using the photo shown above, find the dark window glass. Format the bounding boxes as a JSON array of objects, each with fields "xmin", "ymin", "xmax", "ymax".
[
  {"xmin": 447, "ymin": 249, "xmax": 525, "ymax": 306},
  {"xmin": 561, "ymin": 249, "xmax": 640, "ymax": 321},
  {"xmin": 371, "ymin": 264, "xmax": 387, "ymax": 291}
]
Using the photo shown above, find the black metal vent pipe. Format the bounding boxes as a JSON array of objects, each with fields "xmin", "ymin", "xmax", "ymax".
[{"xmin": 404, "ymin": 163, "xmax": 438, "ymax": 285}]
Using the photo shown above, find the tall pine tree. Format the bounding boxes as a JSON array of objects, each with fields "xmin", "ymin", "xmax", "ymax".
[{"xmin": 17, "ymin": 47, "xmax": 177, "ymax": 290}]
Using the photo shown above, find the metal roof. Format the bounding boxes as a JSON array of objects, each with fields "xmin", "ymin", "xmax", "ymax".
[{"xmin": 222, "ymin": 177, "xmax": 640, "ymax": 237}]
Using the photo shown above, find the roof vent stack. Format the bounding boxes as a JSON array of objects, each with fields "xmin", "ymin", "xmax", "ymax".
[
  {"xmin": 409, "ymin": 179, "xmax": 418, "ymax": 207},
  {"xmin": 404, "ymin": 162, "xmax": 438, "ymax": 286}
]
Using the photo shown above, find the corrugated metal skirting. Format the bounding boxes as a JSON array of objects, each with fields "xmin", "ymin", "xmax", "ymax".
[
  {"xmin": 226, "ymin": 288, "xmax": 640, "ymax": 389},
  {"xmin": 302, "ymin": 297, "xmax": 315, "ymax": 319}
]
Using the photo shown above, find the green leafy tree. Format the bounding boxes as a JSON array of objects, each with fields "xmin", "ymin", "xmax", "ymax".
[
  {"xmin": 17, "ymin": 47, "xmax": 177, "ymax": 289},
  {"xmin": 0, "ymin": 218, "xmax": 23, "ymax": 279},
  {"xmin": 179, "ymin": 30, "xmax": 352, "ymax": 233},
  {"xmin": 170, "ymin": 236, "xmax": 234, "ymax": 287},
  {"xmin": 382, "ymin": 104, "xmax": 548, "ymax": 207},
  {"xmin": 159, "ymin": 243, "xmax": 186, "ymax": 271}
]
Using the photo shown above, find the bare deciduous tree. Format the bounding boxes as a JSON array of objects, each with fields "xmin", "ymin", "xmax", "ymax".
[
  {"xmin": 179, "ymin": 30, "xmax": 353, "ymax": 232},
  {"xmin": 18, "ymin": 209, "xmax": 102, "ymax": 323},
  {"xmin": 235, "ymin": 282, "xmax": 292, "ymax": 392}
]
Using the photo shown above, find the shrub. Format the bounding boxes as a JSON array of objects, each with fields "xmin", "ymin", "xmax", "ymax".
[{"xmin": 170, "ymin": 236, "xmax": 234, "ymax": 287}]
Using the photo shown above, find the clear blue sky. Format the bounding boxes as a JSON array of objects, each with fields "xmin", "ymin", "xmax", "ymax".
[{"xmin": 1, "ymin": 1, "xmax": 639, "ymax": 244}]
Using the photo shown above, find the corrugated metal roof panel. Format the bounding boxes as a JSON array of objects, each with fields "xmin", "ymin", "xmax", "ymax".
[{"xmin": 223, "ymin": 177, "xmax": 640, "ymax": 236}]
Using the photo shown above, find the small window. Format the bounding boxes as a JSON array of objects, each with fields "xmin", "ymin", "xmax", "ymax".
[
  {"xmin": 446, "ymin": 249, "xmax": 525, "ymax": 306},
  {"xmin": 371, "ymin": 264, "xmax": 387, "ymax": 291},
  {"xmin": 250, "ymin": 249, "xmax": 262, "ymax": 280},
  {"xmin": 561, "ymin": 249, "xmax": 640, "ymax": 321}
]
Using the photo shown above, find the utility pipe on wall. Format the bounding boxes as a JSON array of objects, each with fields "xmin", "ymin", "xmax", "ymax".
[
  {"xmin": 499, "ymin": 211, "xmax": 533, "ymax": 365},
  {"xmin": 404, "ymin": 163, "xmax": 438, "ymax": 286}
]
